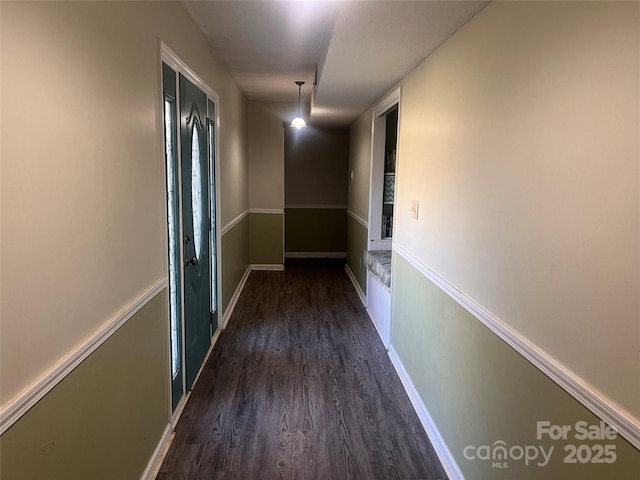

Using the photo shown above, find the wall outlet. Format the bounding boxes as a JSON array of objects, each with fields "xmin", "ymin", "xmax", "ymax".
[{"xmin": 410, "ymin": 200, "xmax": 419, "ymax": 220}]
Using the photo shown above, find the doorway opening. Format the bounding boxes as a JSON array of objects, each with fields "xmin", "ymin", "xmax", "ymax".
[
  {"xmin": 365, "ymin": 87, "xmax": 401, "ymax": 348},
  {"xmin": 368, "ymin": 87, "xmax": 400, "ymax": 250}
]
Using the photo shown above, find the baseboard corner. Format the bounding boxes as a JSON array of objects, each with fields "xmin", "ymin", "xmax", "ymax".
[{"xmin": 222, "ymin": 265, "xmax": 251, "ymax": 329}]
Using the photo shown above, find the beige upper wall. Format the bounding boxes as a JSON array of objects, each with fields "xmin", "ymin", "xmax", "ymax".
[
  {"xmin": 0, "ymin": 1, "xmax": 247, "ymax": 404},
  {"xmin": 248, "ymin": 101, "xmax": 290, "ymax": 210},
  {"xmin": 159, "ymin": 5, "xmax": 248, "ymax": 228},
  {"xmin": 218, "ymin": 79, "xmax": 249, "ymax": 228},
  {"xmin": 393, "ymin": 1, "xmax": 639, "ymax": 416},
  {"xmin": 348, "ymin": 108, "xmax": 373, "ymax": 220}
]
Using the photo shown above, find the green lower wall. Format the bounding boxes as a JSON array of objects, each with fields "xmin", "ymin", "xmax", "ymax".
[
  {"xmin": 221, "ymin": 214, "xmax": 250, "ymax": 312},
  {"xmin": 249, "ymin": 213, "xmax": 283, "ymax": 265},
  {"xmin": 391, "ymin": 252, "xmax": 640, "ymax": 479},
  {"xmin": 346, "ymin": 215, "xmax": 368, "ymax": 293},
  {"xmin": 0, "ymin": 290, "xmax": 169, "ymax": 480},
  {"xmin": 284, "ymin": 208, "xmax": 347, "ymax": 253}
]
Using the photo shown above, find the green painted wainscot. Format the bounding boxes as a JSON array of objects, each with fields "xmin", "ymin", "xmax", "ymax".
[
  {"xmin": 390, "ymin": 252, "xmax": 640, "ymax": 480},
  {"xmin": 285, "ymin": 208, "xmax": 346, "ymax": 254},
  {"xmin": 0, "ymin": 290, "xmax": 169, "ymax": 480},
  {"xmin": 346, "ymin": 213, "xmax": 368, "ymax": 293},
  {"xmin": 249, "ymin": 212, "xmax": 283, "ymax": 265},
  {"xmin": 221, "ymin": 214, "xmax": 250, "ymax": 313}
]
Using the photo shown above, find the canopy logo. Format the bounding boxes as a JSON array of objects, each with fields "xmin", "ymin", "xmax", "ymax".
[
  {"xmin": 463, "ymin": 441, "xmax": 553, "ymax": 469},
  {"xmin": 462, "ymin": 421, "xmax": 618, "ymax": 469}
]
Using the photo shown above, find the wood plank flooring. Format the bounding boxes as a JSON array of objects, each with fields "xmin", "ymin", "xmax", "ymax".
[{"xmin": 157, "ymin": 259, "xmax": 448, "ymax": 480}]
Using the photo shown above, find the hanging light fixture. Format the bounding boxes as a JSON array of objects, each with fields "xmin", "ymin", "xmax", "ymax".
[{"xmin": 290, "ymin": 81, "xmax": 307, "ymax": 128}]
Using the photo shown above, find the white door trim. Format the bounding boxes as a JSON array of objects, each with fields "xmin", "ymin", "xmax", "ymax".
[
  {"xmin": 367, "ymin": 86, "xmax": 401, "ymax": 244},
  {"xmin": 159, "ymin": 41, "xmax": 223, "ymax": 420}
]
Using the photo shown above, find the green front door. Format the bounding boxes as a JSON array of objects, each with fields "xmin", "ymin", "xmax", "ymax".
[{"xmin": 179, "ymin": 74, "xmax": 212, "ymax": 389}]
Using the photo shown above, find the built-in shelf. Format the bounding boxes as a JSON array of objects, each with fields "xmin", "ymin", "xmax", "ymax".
[{"xmin": 380, "ymin": 107, "xmax": 398, "ymax": 239}]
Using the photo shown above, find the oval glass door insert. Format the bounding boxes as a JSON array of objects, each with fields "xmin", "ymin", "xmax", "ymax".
[{"xmin": 191, "ymin": 125, "xmax": 203, "ymax": 260}]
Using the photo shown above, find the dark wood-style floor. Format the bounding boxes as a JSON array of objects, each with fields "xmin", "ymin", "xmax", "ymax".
[{"xmin": 157, "ymin": 259, "xmax": 447, "ymax": 480}]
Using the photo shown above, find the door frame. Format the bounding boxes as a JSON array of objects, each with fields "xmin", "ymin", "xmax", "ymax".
[
  {"xmin": 365, "ymin": 87, "xmax": 401, "ymax": 348},
  {"xmin": 367, "ymin": 86, "xmax": 401, "ymax": 249},
  {"xmin": 159, "ymin": 42, "xmax": 223, "ymax": 424}
]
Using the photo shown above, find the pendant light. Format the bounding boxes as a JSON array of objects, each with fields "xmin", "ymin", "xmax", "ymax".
[{"xmin": 290, "ymin": 81, "xmax": 307, "ymax": 128}]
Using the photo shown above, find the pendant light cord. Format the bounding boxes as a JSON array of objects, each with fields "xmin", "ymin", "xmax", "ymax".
[
  {"xmin": 295, "ymin": 81, "xmax": 305, "ymax": 116},
  {"xmin": 291, "ymin": 81, "xmax": 307, "ymax": 128}
]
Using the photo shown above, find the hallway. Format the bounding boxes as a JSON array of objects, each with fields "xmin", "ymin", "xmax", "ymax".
[{"xmin": 157, "ymin": 260, "xmax": 447, "ymax": 480}]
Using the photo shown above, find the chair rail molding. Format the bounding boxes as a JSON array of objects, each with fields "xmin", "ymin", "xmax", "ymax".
[
  {"xmin": 221, "ymin": 210, "xmax": 249, "ymax": 236},
  {"xmin": 347, "ymin": 209, "xmax": 368, "ymax": 228},
  {"xmin": 0, "ymin": 277, "xmax": 168, "ymax": 435},
  {"xmin": 392, "ymin": 242, "xmax": 640, "ymax": 451}
]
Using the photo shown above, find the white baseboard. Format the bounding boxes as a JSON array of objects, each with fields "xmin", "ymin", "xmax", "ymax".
[
  {"xmin": 388, "ymin": 347, "xmax": 465, "ymax": 480},
  {"xmin": 140, "ymin": 423, "xmax": 172, "ymax": 480},
  {"xmin": 0, "ymin": 277, "xmax": 167, "ymax": 435},
  {"xmin": 149, "ymin": 263, "xmax": 261, "ymax": 477},
  {"xmin": 284, "ymin": 252, "xmax": 347, "ymax": 258},
  {"xmin": 251, "ymin": 264, "xmax": 285, "ymax": 271},
  {"xmin": 364, "ymin": 302, "xmax": 389, "ymax": 352},
  {"xmin": 151, "ymin": 322, "xmax": 225, "ymax": 477},
  {"xmin": 345, "ymin": 263, "xmax": 462, "ymax": 477},
  {"xmin": 221, "ymin": 265, "xmax": 251, "ymax": 329},
  {"xmin": 285, "ymin": 204, "xmax": 347, "ymax": 209},
  {"xmin": 393, "ymin": 242, "xmax": 640, "ymax": 451},
  {"xmin": 344, "ymin": 264, "xmax": 366, "ymax": 305},
  {"xmin": 249, "ymin": 208, "xmax": 284, "ymax": 215},
  {"xmin": 346, "ymin": 265, "xmax": 390, "ymax": 350},
  {"xmin": 170, "ymin": 394, "xmax": 189, "ymax": 431}
]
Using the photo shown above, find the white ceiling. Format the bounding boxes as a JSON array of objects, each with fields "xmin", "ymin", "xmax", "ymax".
[{"xmin": 182, "ymin": 0, "xmax": 489, "ymax": 126}]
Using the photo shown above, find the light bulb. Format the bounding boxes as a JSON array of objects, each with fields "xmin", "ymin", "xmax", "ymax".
[{"xmin": 290, "ymin": 116, "xmax": 307, "ymax": 128}]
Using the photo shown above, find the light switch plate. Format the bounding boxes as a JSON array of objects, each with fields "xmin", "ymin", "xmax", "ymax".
[{"xmin": 411, "ymin": 200, "xmax": 419, "ymax": 220}]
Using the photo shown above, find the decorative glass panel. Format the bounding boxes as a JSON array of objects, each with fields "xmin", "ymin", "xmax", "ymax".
[
  {"xmin": 164, "ymin": 99, "xmax": 180, "ymax": 380},
  {"xmin": 208, "ymin": 120, "xmax": 217, "ymax": 312},
  {"xmin": 191, "ymin": 125, "xmax": 203, "ymax": 259}
]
